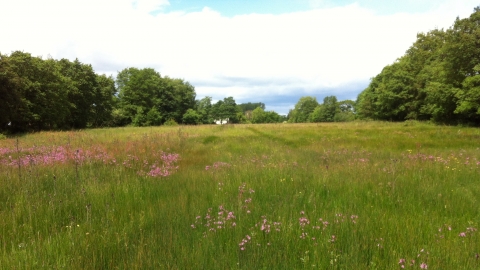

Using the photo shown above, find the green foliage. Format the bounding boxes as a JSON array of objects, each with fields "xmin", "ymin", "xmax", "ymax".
[
  {"xmin": 237, "ymin": 102, "xmax": 265, "ymax": 113},
  {"xmin": 196, "ymin": 96, "xmax": 213, "ymax": 124},
  {"xmin": 250, "ymin": 107, "xmax": 282, "ymax": 123},
  {"xmin": 0, "ymin": 52, "xmax": 118, "ymax": 132},
  {"xmin": 116, "ymin": 68, "xmax": 196, "ymax": 126},
  {"xmin": 357, "ymin": 7, "xmax": 480, "ymax": 125},
  {"xmin": 183, "ymin": 109, "xmax": 201, "ymax": 125},
  {"xmin": 145, "ymin": 107, "xmax": 163, "ymax": 126},
  {"xmin": 163, "ymin": 118, "xmax": 178, "ymax": 126},
  {"xmin": 212, "ymin": 97, "xmax": 238, "ymax": 123},
  {"xmin": 288, "ymin": 96, "xmax": 319, "ymax": 123}
]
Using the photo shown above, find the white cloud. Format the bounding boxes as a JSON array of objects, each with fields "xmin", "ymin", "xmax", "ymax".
[{"xmin": 1, "ymin": 0, "xmax": 478, "ymax": 113}]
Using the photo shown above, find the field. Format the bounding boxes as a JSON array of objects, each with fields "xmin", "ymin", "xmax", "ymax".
[{"xmin": 0, "ymin": 122, "xmax": 479, "ymax": 269}]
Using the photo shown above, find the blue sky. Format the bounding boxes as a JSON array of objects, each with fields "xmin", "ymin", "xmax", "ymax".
[
  {"xmin": 162, "ymin": 0, "xmax": 443, "ymax": 16},
  {"xmin": 1, "ymin": 0, "xmax": 478, "ymax": 114}
]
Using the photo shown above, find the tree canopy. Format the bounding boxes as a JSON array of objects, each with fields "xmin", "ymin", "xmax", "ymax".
[{"xmin": 356, "ymin": 7, "xmax": 480, "ymax": 125}]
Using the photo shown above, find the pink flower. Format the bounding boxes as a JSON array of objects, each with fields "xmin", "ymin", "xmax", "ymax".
[
  {"xmin": 420, "ymin": 262, "xmax": 428, "ymax": 269},
  {"xmin": 459, "ymin": 232, "xmax": 466, "ymax": 237}
]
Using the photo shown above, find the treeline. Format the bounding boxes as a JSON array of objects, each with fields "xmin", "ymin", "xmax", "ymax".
[
  {"xmin": 0, "ymin": 51, "xmax": 285, "ymax": 133},
  {"xmin": 1, "ymin": 51, "xmax": 117, "ymax": 132},
  {"xmin": 356, "ymin": 7, "xmax": 480, "ymax": 125},
  {"xmin": 287, "ymin": 96, "xmax": 356, "ymax": 123}
]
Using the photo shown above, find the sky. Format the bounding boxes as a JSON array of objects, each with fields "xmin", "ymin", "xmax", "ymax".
[{"xmin": 1, "ymin": 0, "xmax": 478, "ymax": 114}]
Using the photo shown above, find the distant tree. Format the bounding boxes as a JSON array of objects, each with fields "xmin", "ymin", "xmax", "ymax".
[
  {"xmin": 196, "ymin": 96, "xmax": 213, "ymax": 124},
  {"xmin": 335, "ymin": 100, "xmax": 356, "ymax": 122},
  {"xmin": 212, "ymin": 97, "xmax": 238, "ymax": 123},
  {"xmin": 163, "ymin": 77, "xmax": 196, "ymax": 123},
  {"xmin": 322, "ymin": 96, "xmax": 339, "ymax": 122},
  {"xmin": 289, "ymin": 96, "xmax": 319, "ymax": 123},
  {"xmin": 309, "ymin": 105, "xmax": 326, "ymax": 122},
  {"xmin": 237, "ymin": 102, "xmax": 265, "ymax": 113},
  {"xmin": 251, "ymin": 107, "xmax": 266, "ymax": 123},
  {"xmin": 183, "ymin": 108, "xmax": 201, "ymax": 124},
  {"xmin": 264, "ymin": 110, "xmax": 281, "ymax": 123},
  {"xmin": 116, "ymin": 67, "xmax": 196, "ymax": 126}
]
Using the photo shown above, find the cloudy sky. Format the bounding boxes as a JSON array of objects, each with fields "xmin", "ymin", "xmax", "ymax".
[{"xmin": 1, "ymin": 0, "xmax": 478, "ymax": 114}]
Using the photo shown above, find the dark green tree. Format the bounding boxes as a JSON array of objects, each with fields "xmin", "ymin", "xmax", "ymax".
[
  {"xmin": 7, "ymin": 51, "xmax": 70, "ymax": 131},
  {"xmin": 212, "ymin": 97, "xmax": 238, "ymax": 123},
  {"xmin": 57, "ymin": 58, "xmax": 99, "ymax": 128},
  {"xmin": 116, "ymin": 68, "xmax": 196, "ymax": 126}
]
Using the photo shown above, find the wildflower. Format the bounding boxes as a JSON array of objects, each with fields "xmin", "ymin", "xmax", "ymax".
[
  {"xmin": 226, "ymin": 212, "xmax": 235, "ymax": 220},
  {"xmin": 459, "ymin": 232, "xmax": 466, "ymax": 237},
  {"xmin": 329, "ymin": 235, "xmax": 336, "ymax": 242},
  {"xmin": 420, "ymin": 262, "xmax": 428, "ymax": 269},
  {"xmin": 399, "ymin": 258, "xmax": 406, "ymax": 264}
]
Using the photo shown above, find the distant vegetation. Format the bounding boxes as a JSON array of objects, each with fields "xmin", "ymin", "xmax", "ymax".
[
  {"xmin": 1, "ymin": 7, "xmax": 479, "ymax": 134},
  {"xmin": 356, "ymin": 7, "xmax": 480, "ymax": 125}
]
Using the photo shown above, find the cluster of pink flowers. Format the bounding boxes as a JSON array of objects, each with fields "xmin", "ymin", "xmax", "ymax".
[
  {"xmin": 0, "ymin": 145, "xmax": 112, "ymax": 167},
  {"xmin": 239, "ymin": 235, "xmax": 251, "ymax": 250},
  {"xmin": 0, "ymin": 143, "xmax": 181, "ymax": 178},
  {"xmin": 255, "ymin": 216, "xmax": 281, "ymax": 234},
  {"xmin": 145, "ymin": 152, "xmax": 180, "ymax": 177},
  {"xmin": 191, "ymin": 205, "xmax": 237, "ymax": 235}
]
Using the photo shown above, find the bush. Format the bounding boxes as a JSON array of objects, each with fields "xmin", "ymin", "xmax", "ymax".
[{"xmin": 164, "ymin": 119, "xmax": 178, "ymax": 126}]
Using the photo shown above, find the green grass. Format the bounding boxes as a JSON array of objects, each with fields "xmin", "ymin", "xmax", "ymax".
[{"xmin": 0, "ymin": 122, "xmax": 479, "ymax": 269}]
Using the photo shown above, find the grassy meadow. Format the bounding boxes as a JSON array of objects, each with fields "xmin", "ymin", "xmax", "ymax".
[{"xmin": 0, "ymin": 122, "xmax": 479, "ymax": 269}]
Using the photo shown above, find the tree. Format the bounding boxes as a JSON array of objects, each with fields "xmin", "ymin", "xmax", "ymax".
[
  {"xmin": 289, "ymin": 96, "xmax": 319, "ymax": 123},
  {"xmin": 251, "ymin": 107, "xmax": 266, "ymax": 123},
  {"xmin": 6, "ymin": 51, "xmax": 70, "ymax": 131},
  {"xmin": 163, "ymin": 77, "xmax": 196, "ymax": 123},
  {"xmin": 322, "ymin": 96, "xmax": 339, "ymax": 122},
  {"xmin": 335, "ymin": 100, "xmax": 356, "ymax": 122},
  {"xmin": 212, "ymin": 97, "xmax": 238, "ymax": 123},
  {"xmin": 237, "ymin": 102, "xmax": 265, "ymax": 113},
  {"xmin": 196, "ymin": 96, "xmax": 213, "ymax": 124},
  {"xmin": 0, "ymin": 53, "xmax": 23, "ymax": 132},
  {"xmin": 90, "ymin": 74, "xmax": 116, "ymax": 127},
  {"xmin": 57, "ymin": 58, "xmax": 99, "ymax": 128},
  {"xmin": 455, "ymin": 66, "xmax": 480, "ymax": 123},
  {"xmin": 116, "ymin": 67, "xmax": 196, "ymax": 126},
  {"xmin": 182, "ymin": 108, "xmax": 201, "ymax": 125},
  {"xmin": 357, "ymin": 7, "xmax": 480, "ymax": 124}
]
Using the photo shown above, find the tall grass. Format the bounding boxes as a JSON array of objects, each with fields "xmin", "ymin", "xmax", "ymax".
[{"xmin": 0, "ymin": 122, "xmax": 479, "ymax": 269}]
